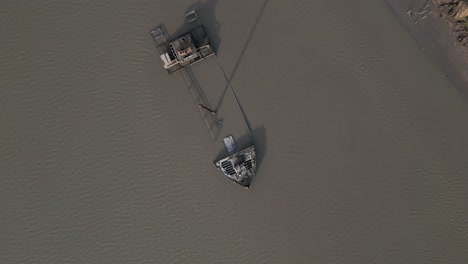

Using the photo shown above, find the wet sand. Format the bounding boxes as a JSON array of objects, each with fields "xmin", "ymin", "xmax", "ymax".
[
  {"xmin": 1, "ymin": 0, "xmax": 468, "ymax": 263},
  {"xmin": 386, "ymin": 0, "xmax": 468, "ymax": 98}
]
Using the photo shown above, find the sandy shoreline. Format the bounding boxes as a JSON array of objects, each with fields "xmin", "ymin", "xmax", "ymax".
[{"xmin": 385, "ymin": 0, "xmax": 468, "ymax": 99}]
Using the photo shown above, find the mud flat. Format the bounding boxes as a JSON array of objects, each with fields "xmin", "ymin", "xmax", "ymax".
[{"xmin": 386, "ymin": 0, "xmax": 468, "ymax": 98}]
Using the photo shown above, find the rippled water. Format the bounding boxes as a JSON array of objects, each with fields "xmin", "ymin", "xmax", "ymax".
[{"xmin": 2, "ymin": 0, "xmax": 468, "ymax": 263}]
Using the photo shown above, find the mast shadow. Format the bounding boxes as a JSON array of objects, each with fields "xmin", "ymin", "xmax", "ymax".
[{"xmin": 213, "ymin": 0, "xmax": 268, "ymax": 113}]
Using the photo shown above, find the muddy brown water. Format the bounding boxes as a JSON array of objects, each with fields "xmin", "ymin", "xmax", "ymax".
[{"xmin": 1, "ymin": 0, "xmax": 468, "ymax": 263}]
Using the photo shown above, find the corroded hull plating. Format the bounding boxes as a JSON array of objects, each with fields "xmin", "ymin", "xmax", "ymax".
[{"xmin": 214, "ymin": 145, "xmax": 256, "ymax": 188}]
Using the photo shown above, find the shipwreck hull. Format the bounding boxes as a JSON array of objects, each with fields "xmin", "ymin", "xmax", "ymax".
[{"xmin": 214, "ymin": 145, "xmax": 256, "ymax": 188}]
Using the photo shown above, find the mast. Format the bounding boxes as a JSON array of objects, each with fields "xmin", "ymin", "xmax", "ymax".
[
  {"xmin": 181, "ymin": 68, "xmax": 217, "ymax": 142},
  {"xmin": 216, "ymin": 60, "xmax": 254, "ymax": 145}
]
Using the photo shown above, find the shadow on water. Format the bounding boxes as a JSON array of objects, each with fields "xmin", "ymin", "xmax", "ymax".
[
  {"xmin": 213, "ymin": 0, "xmax": 268, "ymax": 113},
  {"xmin": 166, "ymin": 0, "xmax": 222, "ymax": 53},
  {"xmin": 154, "ymin": 1, "xmax": 268, "ymax": 170},
  {"xmin": 186, "ymin": 0, "xmax": 221, "ymax": 53},
  {"xmin": 210, "ymin": 0, "xmax": 269, "ymax": 175},
  {"xmin": 214, "ymin": 126, "xmax": 267, "ymax": 173}
]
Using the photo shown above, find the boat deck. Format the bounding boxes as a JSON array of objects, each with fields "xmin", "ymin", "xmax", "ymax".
[
  {"xmin": 150, "ymin": 9, "xmax": 257, "ymax": 188},
  {"xmin": 156, "ymin": 26, "xmax": 215, "ymax": 75}
]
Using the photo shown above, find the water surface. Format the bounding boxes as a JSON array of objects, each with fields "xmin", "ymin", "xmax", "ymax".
[{"xmin": 1, "ymin": 0, "xmax": 468, "ymax": 263}]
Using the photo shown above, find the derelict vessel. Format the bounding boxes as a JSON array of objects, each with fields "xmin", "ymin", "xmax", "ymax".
[{"xmin": 150, "ymin": 9, "xmax": 257, "ymax": 188}]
